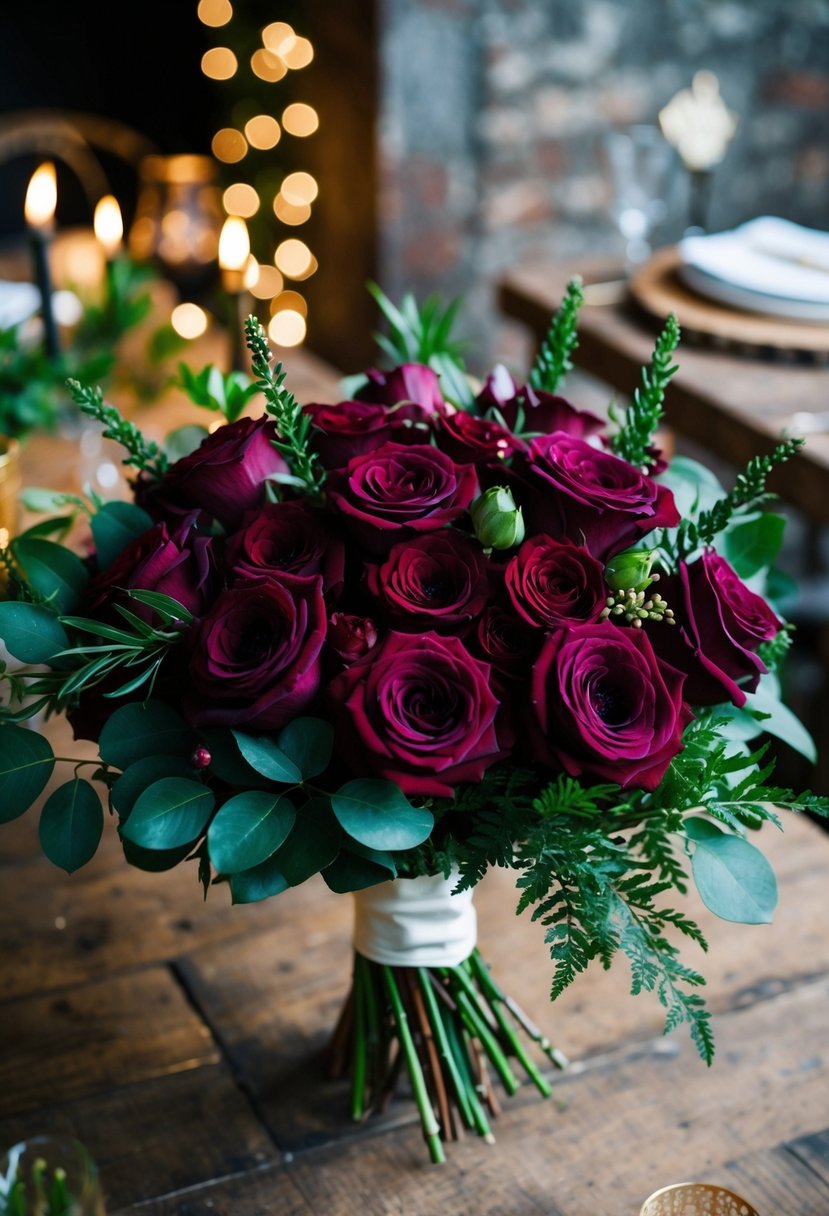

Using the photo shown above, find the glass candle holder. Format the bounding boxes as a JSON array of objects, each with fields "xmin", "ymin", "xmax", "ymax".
[
  {"xmin": 641, "ymin": 1182, "xmax": 760, "ymax": 1215},
  {"xmin": 129, "ymin": 154, "xmax": 223, "ymax": 296},
  {"xmin": 0, "ymin": 1136, "xmax": 105, "ymax": 1215}
]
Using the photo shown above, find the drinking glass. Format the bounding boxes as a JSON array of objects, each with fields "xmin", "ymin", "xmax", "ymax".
[{"xmin": 603, "ymin": 124, "xmax": 675, "ymax": 266}]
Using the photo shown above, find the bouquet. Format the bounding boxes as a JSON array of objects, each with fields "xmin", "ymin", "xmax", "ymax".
[{"xmin": 1, "ymin": 282, "xmax": 826, "ymax": 1163}]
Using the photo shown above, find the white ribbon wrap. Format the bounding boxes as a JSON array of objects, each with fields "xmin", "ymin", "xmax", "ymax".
[{"xmin": 353, "ymin": 872, "xmax": 477, "ymax": 968}]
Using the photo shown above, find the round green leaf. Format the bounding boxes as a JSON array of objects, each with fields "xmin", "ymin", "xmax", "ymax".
[
  {"xmin": 13, "ymin": 537, "xmax": 88, "ymax": 613},
  {"xmin": 111, "ymin": 754, "xmax": 198, "ymax": 818},
  {"xmin": 323, "ymin": 845, "xmax": 397, "ymax": 894},
  {"xmin": 99, "ymin": 701, "xmax": 194, "ymax": 771},
  {"xmin": 121, "ymin": 777, "xmax": 214, "ymax": 850},
  {"xmin": 331, "ymin": 779, "xmax": 434, "ymax": 851},
  {"xmin": 122, "ymin": 838, "xmax": 193, "ymax": 872},
  {"xmin": 689, "ymin": 820, "xmax": 778, "ymax": 924},
  {"xmin": 231, "ymin": 730, "xmax": 301, "ymax": 784},
  {"xmin": 0, "ymin": 724, "xmax": 55, "ymax": 823},
  {"xmin": 39, "ymin": 779, "xmax": 103, "ymax": 873},
  {"xmin": 208, "ymin": 791, "xmax": 295, "ymax": 874},
  {"xmin": 91, "ymin": 502, "xmax": 154, "ymax": 571},
  {"xmin": 277, "ymin": 718, "xmax": 334, "ymax": 780},
  {"xmin": 230, "ymin": 854, "xmax": 289, "ymax": 904},
  {"xmin": 199, "ymin": 728, "xmax": 274, "ymax": 790},
  {"xmin": 278, "ymin": 799, "xmax": 342, "ymax": 886},
  {"xmin": 0, "ymin": 601, "xmax": 69, "ymax": 665}
]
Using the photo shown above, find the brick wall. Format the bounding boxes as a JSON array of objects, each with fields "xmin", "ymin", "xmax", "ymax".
[{"xmin": 378, "ymin": 0, "xmax": 829, "ymax": 367}]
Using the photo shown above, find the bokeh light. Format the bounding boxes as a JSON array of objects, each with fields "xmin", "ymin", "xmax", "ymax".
[
  {"xmin": 201, "ymin": 47, "xmax": 238, "ymax": 80},
  {"xmin": 222, "ymin": 182, "xmax": 260, "ymax": 218},
  {"xmin": 280, "ymin": 171, "xmax": 318, "ymax": 206},
  {"xmin": 251, "ymin": 48, "xmax": 287, "ymax": 82},
  {"xmin": 274, "ymin": 238, "xmax": 313, "ymax": 278},
  {"xmin": 282, "ymin": 37, "xmax": 314, "ymax": 70},
  {"xmin": 245, "ymin": 114, "xmax": 281, "ymax": 150},
  {"xmin": 268, "ymin": 309, "xmax": 307, "ymax": 346},
  {"xmin": 171, "ymin": 303, "xmax": 209, "ymax": 339},
  {"xmin": 212, "ymin": 128, "xmax": 248, "ymax": 163},
  {"xmin": 273, "ymin": 194, "xmax": 312, "ymax": 226},
  {"xmin": 197, "ymin": 0, "xmax": 232, "ymax": 27},
  {"xmin": 250, "ymin": 264, "xmax": 284, "ymax": 300},
  {"xmin": 282, "ymin": 103, "xmax": 319, "ymax": 137}
]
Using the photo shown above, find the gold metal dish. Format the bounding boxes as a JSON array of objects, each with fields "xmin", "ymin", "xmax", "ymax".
[{"xmin": 641, "ymin": 1182, "xmax": 760, "ymax": 1215}]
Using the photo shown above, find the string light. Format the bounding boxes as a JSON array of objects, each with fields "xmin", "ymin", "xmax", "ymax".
[
  {"xmin": 250, "ymin": 48, "xmax": 287, "ymax": 82},
  {"xmin": 268, "ymin": 309, "xmax": 306, "ymax": 346},
  {"xmin": 201, "ymin": 47, "xmax": 238, "ymax": 80},
  {"xmin": 274, "ymin": 238, "xmax": 313, "ymax": 278},
  {"xmin": 245, "ymin": 115, "xmax": 281, "ymax": 149},
  {"xmin": 171, "ymin": 303, "xmax": 209, "ymax": 339},
  {"xmin": 250, "ymin": 265, "xmax": 284, "ymax": 300},
  {"xmin": 282, "ymin": 37, "xmax": 313, "ymax": 69},
  {"xmin": 262, "ymin": 22, "xmax": 295, "ymax": 54},
  {"xmin": 197, "ymin": 0, "xmax": 232, "ymax": 27},
  {"xmin": 223, "ymin": 182, "xmax": 260, "ymax": 218},
  {"xmin": 280, "ymin": 171, "xmax": 318, "ymax": 206},
  {"xmin": 282, "ymin": 103, "xmax": 319, "ymax": 137},
  {"xmin": 212, "ymin": 128, "xmax": 247, "ymax": 163}
]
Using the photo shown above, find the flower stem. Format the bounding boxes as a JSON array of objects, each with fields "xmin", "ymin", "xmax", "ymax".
[
  {"xmin": 418, "ymin": 967, "xmax": 475, "ymax": 1131},
  {"xmin": 441, "ymin": 967, "xmax": 521, "ymax": 1096},
  {"xmin": 467, "ymin": 954, "xmax": 553, "ymax": 1096},
  {"xmin": 351, "ymin": 957, "xmax": 367, "ymax": 1121},
  {"xmin": 382, "ymin": 965, "xmax": 445, "ymax": 1164}
]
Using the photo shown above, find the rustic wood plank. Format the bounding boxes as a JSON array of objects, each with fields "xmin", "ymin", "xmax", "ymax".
[
  {"xmin": 787, "ymin": 1128, "xmax": 829, "ymax": 1186},
  {"xmin": 111, "ymin": 1164, "xmax": 313, "ymax": 1216},
  {"xmin": 0, "ymin": 967, "xmax": 218, "ymax": 1116},
  {"xmin": 0, "ymin": 1065, "xmax": 277, "ymax": 1211},
  {"xmin": 691, "ymin": 1143, "xmax": 829, "ymax": 1216}
]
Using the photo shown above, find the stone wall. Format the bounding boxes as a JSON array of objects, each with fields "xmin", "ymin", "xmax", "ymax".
[{"xmin": 378, "ymin": 0, "xmax": 829, "ymax": 368}]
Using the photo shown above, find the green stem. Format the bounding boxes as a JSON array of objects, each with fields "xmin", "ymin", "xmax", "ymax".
[
  {"xmin": 472, "ymin": 951, "xmax": 568, "ymax": 1069},
  {"xmin": 360, "ymin": 954, "xmax": 381, "ymax": 1103},
  {"xmin": 382, "ymin": 965, "xmax": 445, "ymax": 1164},
  {"xmin": 467, "ymin": 955, "xmax": 552, "ymax": 1097},
  {"xmin": 442, "ymin": 1003, "xmax": 492, "ymax": 1140},
  {"xmin": 442, "ymin": 970, "xmax": 520, "ymax": 1097},
  {"xmin": 418, "ymin": 968, "xmax": 474, "ymax": 1130},
  {"xmin": 351, "ymin": 958, "xmax": 367, "ymax": 1121}
]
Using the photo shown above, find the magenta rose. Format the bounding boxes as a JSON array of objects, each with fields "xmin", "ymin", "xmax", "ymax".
[
  {"xmin": 184, "ymin": 573, "xmax": 326, "ymax": 730},
  {"xmin": 304, "ymin": 400, "xmax": 393, "ymax": 468},
  {"xmin": 86, "ymin": 512, "xmax": 214, "ymax": 621},
  {"xmin": 357, "ymin": 363, "xmax": 447, "ymax": 415},
  {"xmin": 226, "ymin": 501, "xmax": 344, "ymax": 600},
  {"xmin": 435, "ymin": 412, "xmax": 525, "ymax": 466},
  {"xmin": 327, "ymin": 442, "xmax": 478, "ymax": 554},
  {"xmin": 530, "ymin": 622, "xmax": 691, "ymax": 790},
  {"xmin": 328, "ymin": 630, "xmax": 508, "ymax": 796},
  {"xmin": 474, "ymin": 605, "xmax": 540, "ymax": 692},
  {"xmin": 142, "ymin": 417, "xmax": 288, "ymax": 531},
  {"xmin": 649, "ymin": 550, "xmax": 781, "ymax": 707},
  {"xmin": 365, "ymin": 531, "xmax": 490, "ymax": 632},
  {"xmin": 518, "ymin": 432, "xmax": 680, "ymax": 559},
  {"xmin": 326, "ymin": 613, "xmax": 379, "ymax": 665},
  {"xmin": 505, "ymin": 535, "xmax": 606, "ymax": 629},
  {"xmin": 475, "ymin": 367, "xmax": 604, "ymax": 440}
]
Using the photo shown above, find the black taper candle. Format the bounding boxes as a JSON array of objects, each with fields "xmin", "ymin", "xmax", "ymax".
[{"xmin": 29, "ymin": 228, "xmax": 60, "ymax": 359}]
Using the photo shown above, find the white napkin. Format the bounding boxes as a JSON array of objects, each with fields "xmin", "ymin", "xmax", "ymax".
[{"xmin": 680, "ymin": 217, "xmax": 829, "ymax": 305}]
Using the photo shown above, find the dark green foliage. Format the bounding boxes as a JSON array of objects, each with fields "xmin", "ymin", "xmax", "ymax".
[
  {"xmin": 367, "ymin": 282, "xmax": 474, "ymax": 409},
  {"xmin": 610, "ymin": 313, "xmax": 679, "ymax": 470},
  {"xmin": 65, "ymin": 380, "xmax": 168, "ymax": 478},
  {"xmin": 528, "ymin": 277, "xmax": 584, "ymax": 396}
]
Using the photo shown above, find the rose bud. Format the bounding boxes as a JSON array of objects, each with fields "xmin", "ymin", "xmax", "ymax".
[
  {"xmin": 470, "ymin": 486, "xmax": 525, "ymax": 550},
  {"xmin": 357, "ymin": 363, "xmax": 447, "ymax": 415},
  {"xmin": 327, "ymin": 613, "xmax": 379, "ymax": 665},
  {"xmin": 604, "ymin": 548, "xmax": 657, "ymax": 594}
]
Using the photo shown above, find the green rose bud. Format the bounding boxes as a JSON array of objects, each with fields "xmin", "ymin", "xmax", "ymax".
[
  {"xmin": 604, "ymin": 548, "xmax": 656, "ymax": 593},
  {"xmin": 470, "ymin": 486, "xmax": 525, "ymax": 550}
]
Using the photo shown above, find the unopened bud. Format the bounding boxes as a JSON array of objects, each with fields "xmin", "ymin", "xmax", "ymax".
[
  {"xmin": 470, "ymin": 486, "xmax": 525, "ymax": 550},
  {"xmin": 604, "ymin": 548, "xmax": 656, "ymax": 594}
]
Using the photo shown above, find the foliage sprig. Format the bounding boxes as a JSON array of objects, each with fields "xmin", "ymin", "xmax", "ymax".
[
  {"xmin": 66, "ymin": 381, "xmax": 168, "ymax": 479},
  {"xmin": 244, "ymin": 316, "xmax": 325, "ymax": 496},
  {"xmin": 367, "ymin": 281, "xmax": 473, "ymax": 409},
  {"xmin": 610, "ymin": 313, "xmax": 680, "ymax": 470},
  {"xmin": 528, "ymin": 276, "xmax": 584, "ymax": 395}
]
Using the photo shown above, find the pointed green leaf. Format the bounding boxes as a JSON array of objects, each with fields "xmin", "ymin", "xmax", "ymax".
[
  {"xmin": 0, "ymin": 724, "xmax": 55, "ymax": 823},
  {"xmin": 39, "ymin": 779, "xmax": 103, "ymax": 873},
  {"xmin": 13, "ymin": 537, "xmax": 88, "ymax": 612},
  {"xmin": 111, "ymin": 754, "xmax": 198, "ymax": 818},
  {"xmin": 0, "ymin": 601, "xmax": 69, "ymax": 664},
  {"xmin": 322, "ymin": 844, "xmax": 397, "ymax": 893},
  {"xmin": 743, "ymin": 686, "xmax": 817, "ymax": 764},
  {"xmin": 208, "ymin": 791, "xmax": 295, "ymax": 874},
  {"xmin": 231, "ymin": 730, "xmax": 301, "ymax": 784},
  {"xmin": 121, "ymin": 777, "xmax": 215, "ymax": 849},
  {"xmin": 723, "ymin": 513, "xmax": 786, "ymax": 579},
  {"xmin": 331, "ymin": 779, "xmax": 433, "ymax": 851}
]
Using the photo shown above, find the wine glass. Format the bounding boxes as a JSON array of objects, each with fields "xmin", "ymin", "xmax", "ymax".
[
  {"xmin": 0, "ymin": 1136, "xmax": 105, "ymax": 1216},
  {"xmin": 603, "ymin": 124, "xmax": 675, "ymax": 267}
]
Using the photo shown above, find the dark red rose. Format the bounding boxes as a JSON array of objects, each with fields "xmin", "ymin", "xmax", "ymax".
[
  {"xmin": 328, "ymin": 630, "xmax": 508, "ymax": 796},
  {"xmin": 474, "ymin": 364, "xmax": 519, "ymax": 411},
  {"xmin": 142, "ymin": 417, "xmax": 288, "ymax": 531},
  {"xmin": 326, "ymin": 613, "xmax": 378, "ymax": 665},
  {"xmin": 435, "ymin": 412, "xmax": 525, "ymax": 466},
  {"xmin": 476, "ymin": 368, "xmax": 604, "ymax": 441},
  {"xmin": 357, "ymin": 363, "xmax": 447, "ymax": 415},
  {"xmin": 474, "ymin": 605, "xmax": 540, "ymax": 692},
  {"xmin": 518, "ymin": 432, "xmax": 680, "ymax": 560},
  {"xmin": 226, "ymin": 501, "xmax": 344, "ymax": 600},
  {"xmin": 304, "ymin": 400, "xmax": 393, "ymax": 468},
  {"xmin": 87, "ymin": 512, "xmax": 214, "ymax": 621},
  {"xmin": 505, "ymin": 535, "xmax": 606, "ymax": 629},
  {"xmin": 649, "ymin": 550, "xmax": 781, "ymax": 707},
  {"xmin": 327, "ymin": 443, "xmax": 478, "ymax": 554},
  {"xmin": 365, "ymin": 531, "xmax": 490, "ymax": 632},
  {"xmin": 530, "ymin": 622, "xmax": 691, "ymax": 791},
  {"xmin": 184, "ymin": 574, "xmax": 326, "ymax": 730}
]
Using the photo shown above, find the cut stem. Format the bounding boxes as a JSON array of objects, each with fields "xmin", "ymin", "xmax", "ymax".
[{"xmin": 382, "ymin": 965, "xmax": 445, "ymax": 1164}]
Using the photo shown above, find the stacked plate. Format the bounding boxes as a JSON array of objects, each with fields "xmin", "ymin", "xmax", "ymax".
[{"xmin": 678, "ymin": 216, "xmax": 829, "ymax": 322}]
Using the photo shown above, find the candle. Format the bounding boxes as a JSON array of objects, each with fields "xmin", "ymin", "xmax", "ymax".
[
  {"xmin": 94, "ymin": 194, "xmax": 124, "ymax": 306},
  {"xmin": 218, "ymin": 215, "xmax": 251, "ymax": 372},
  {"xmin": 24, "ymin": 162, "xmax": 60, "ymax": 359}
]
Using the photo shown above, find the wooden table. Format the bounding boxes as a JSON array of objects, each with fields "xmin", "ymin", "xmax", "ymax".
[{"xmin": 499, "ymin": 262, "xmax": 829, "ymax": 526}]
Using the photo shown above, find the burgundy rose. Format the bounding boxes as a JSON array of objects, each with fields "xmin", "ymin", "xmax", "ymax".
[
  {"xmin": 365, "ymin": 531, "xmax": 490, "ymax": 632},
  {"xmin": 518, "ymin": 432, "xmax": 680, "ymax": 560},
  {"xmin": 357, "ymin": 363, "xmax": 447, "ymax": 415},
  {"xmin": 474, "ymin": 364, "xmax": 519, "ymax": 411},
  {"xmin": 328, "ymin": 630, "xmax": 508, "ymax": 797},
  {"xmin": 435, "ymin": 412, "xmax": 525, "ymax": 466},
  {"xmin": 226, "ymin": 501, "xmax": 344, "ymax": 600},
  {"xmin": 86, "ymin": 512, "xmax": 214, "ymax": 621},
  {"xmin": 476, "ymin": 368, "xmax": 604, "ymax": 440},
  {"xmin": 304, "ymin": 400, "xmax": 393, "ymax": 468},
  {"xmin": 184, "ymin": 573, "xmax": 326, "ymax": 730},
  {"xmin": 650, "ymin": 550, "xmax": 781, "ymax": 707},
  {"xmin": 142, "ymin": 417, "xmax": 288, "ymax": 531},
  {"xmin": 327, "ymin": 442, "xmax": 478, "ymax": 554},
  {"xmin": 530, "ymin": 622, "xmax": 691, "ymax": 790},
  {"xmin": 327, "ymin": 613, "xmax": 378, "ymax": 665},
  {"xmin": 505, "ymin": 535, "xmax": 606, "ymax": 629},
  {"xmin": 474, "ymin": 606, "xmax": 539, "ymax": 692}
]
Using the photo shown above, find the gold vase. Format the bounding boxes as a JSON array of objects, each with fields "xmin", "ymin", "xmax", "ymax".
[{"xmin": 0, "ymin": 435, "xmax": 21, "ymax": 549}]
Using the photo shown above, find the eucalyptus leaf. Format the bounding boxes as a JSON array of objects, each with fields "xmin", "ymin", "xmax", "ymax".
[
  {"xmin": 121, "ymin": 777, "xmax": 215, "ymax": 849},
  {"xmin": 0, "ymin": 601, "xmax": 69, "ymax": 664},
  {"xmin": 111, "ymin": 754, "xmax": 197, "ymax": 818},
  {"xmin": 687, "ymin": 816, "xmax": 778, "ymax": 924},
  {"xmin": 0, "ymin": 724, "xmax": 55, "ymax": 823},
  {"xmin": 39, "ymin": 779, "xmax": 103, "ymax": 873},
  {"xmin": 277, "ymin": 717, "xmax": 334, "ymax": 780},
  {"xmin": 323, "ymin": 845, "xmax": 397, "ymax": 893},
  {"xmin": 207, "ymin": 791, "xmax": 295, "ymax": 874},
  {"xmin": 230, "ymin": 854, "xmax": 289, "ymax": 904},
  {"xmin": 278, "ymin": 798, "xmax": 342, "ymax": 886},
  {"xmin": 12, "ymin": 537, "xmax": 88, "ymax": 612},
  {"xmin": 165, "ymin": 425, "xmax": 210, "ymax": 462},
  {"xmin": 197, "ymin": 728, "xmax": 273, "ymax": 790},
  {"xmin": 90, "ymin": 501, "xmax": 153, "ymax": 570},
  {"xmin": 99, "ymin": 701, "xmax": 194, "ymax": 771},
  {"xmin": 723, "ymin": 513, "xmax": 785, "ymax": 579},
  {"xmin": 231, "ymin": 730, "xmax": 302, "ymax": 784},
  {"xmin": 331, "ymin": 779, "xmax": 433, "ymax": 851},
  {"xmin": 743, "ymin": 685, "xmax": 817, "ymax": 763}
]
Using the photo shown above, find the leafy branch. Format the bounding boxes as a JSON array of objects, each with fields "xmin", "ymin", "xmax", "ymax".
[
  {"xmin": 528, "ymin": 276, "xmax": 584, "ymax": 395},
  {"xmin": 66, "ymin": 381, "xmax": 168, "ymax": 478},
  {"xmin": 244, "ymin": 316, "xmax": 325, "ymax": 496},
  {"xmin": 610, "ymin": 313, "xmax": 679, "ymax": 470},
  {"xmin": 367, "ymin": 282, "xmax": 474, "ymax": 409},
  {"xmin": 672, "ymin": 438, "xmax": 804, "ymax": 560}
]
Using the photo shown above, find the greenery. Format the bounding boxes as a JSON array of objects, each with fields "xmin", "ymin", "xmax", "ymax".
[
  {"xmin": 610, "ymin": 313, "xmax": 680, "ymax": 470},
  {"xmin": 65, "ymin": 381, "xmax": 168, "ymax": 478},
  {"xmin": 178, "ymin": 363, "xmax": 259, "ymax": 424},
  {"xmin": 528, "ymin": 276, "xmax": 584, "ymax": 395}
]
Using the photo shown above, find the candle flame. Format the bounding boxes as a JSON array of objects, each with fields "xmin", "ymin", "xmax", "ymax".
[
  {"xmin": 219, "ymin": 216, "xmax": 250, "ymax": 272},
  {"xmin": 94, "ymin": 195, "xmax": 124, "ymax": 257},
  {"xmin": 25, "ymin": 163, "xmax": 57, "ymax": 229}
]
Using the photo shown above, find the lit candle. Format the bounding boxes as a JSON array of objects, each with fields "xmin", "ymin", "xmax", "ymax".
[
  {"xmin": 94, "ymin": 194, "xmax": 124, "ymax": 307},
  {"xmin": 218, "ymin": 215, "xmax": 251, "ymax": 372},
  {"xmin": 24, "ymin": 162, "xmax": 60, "ymax": 359}
]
